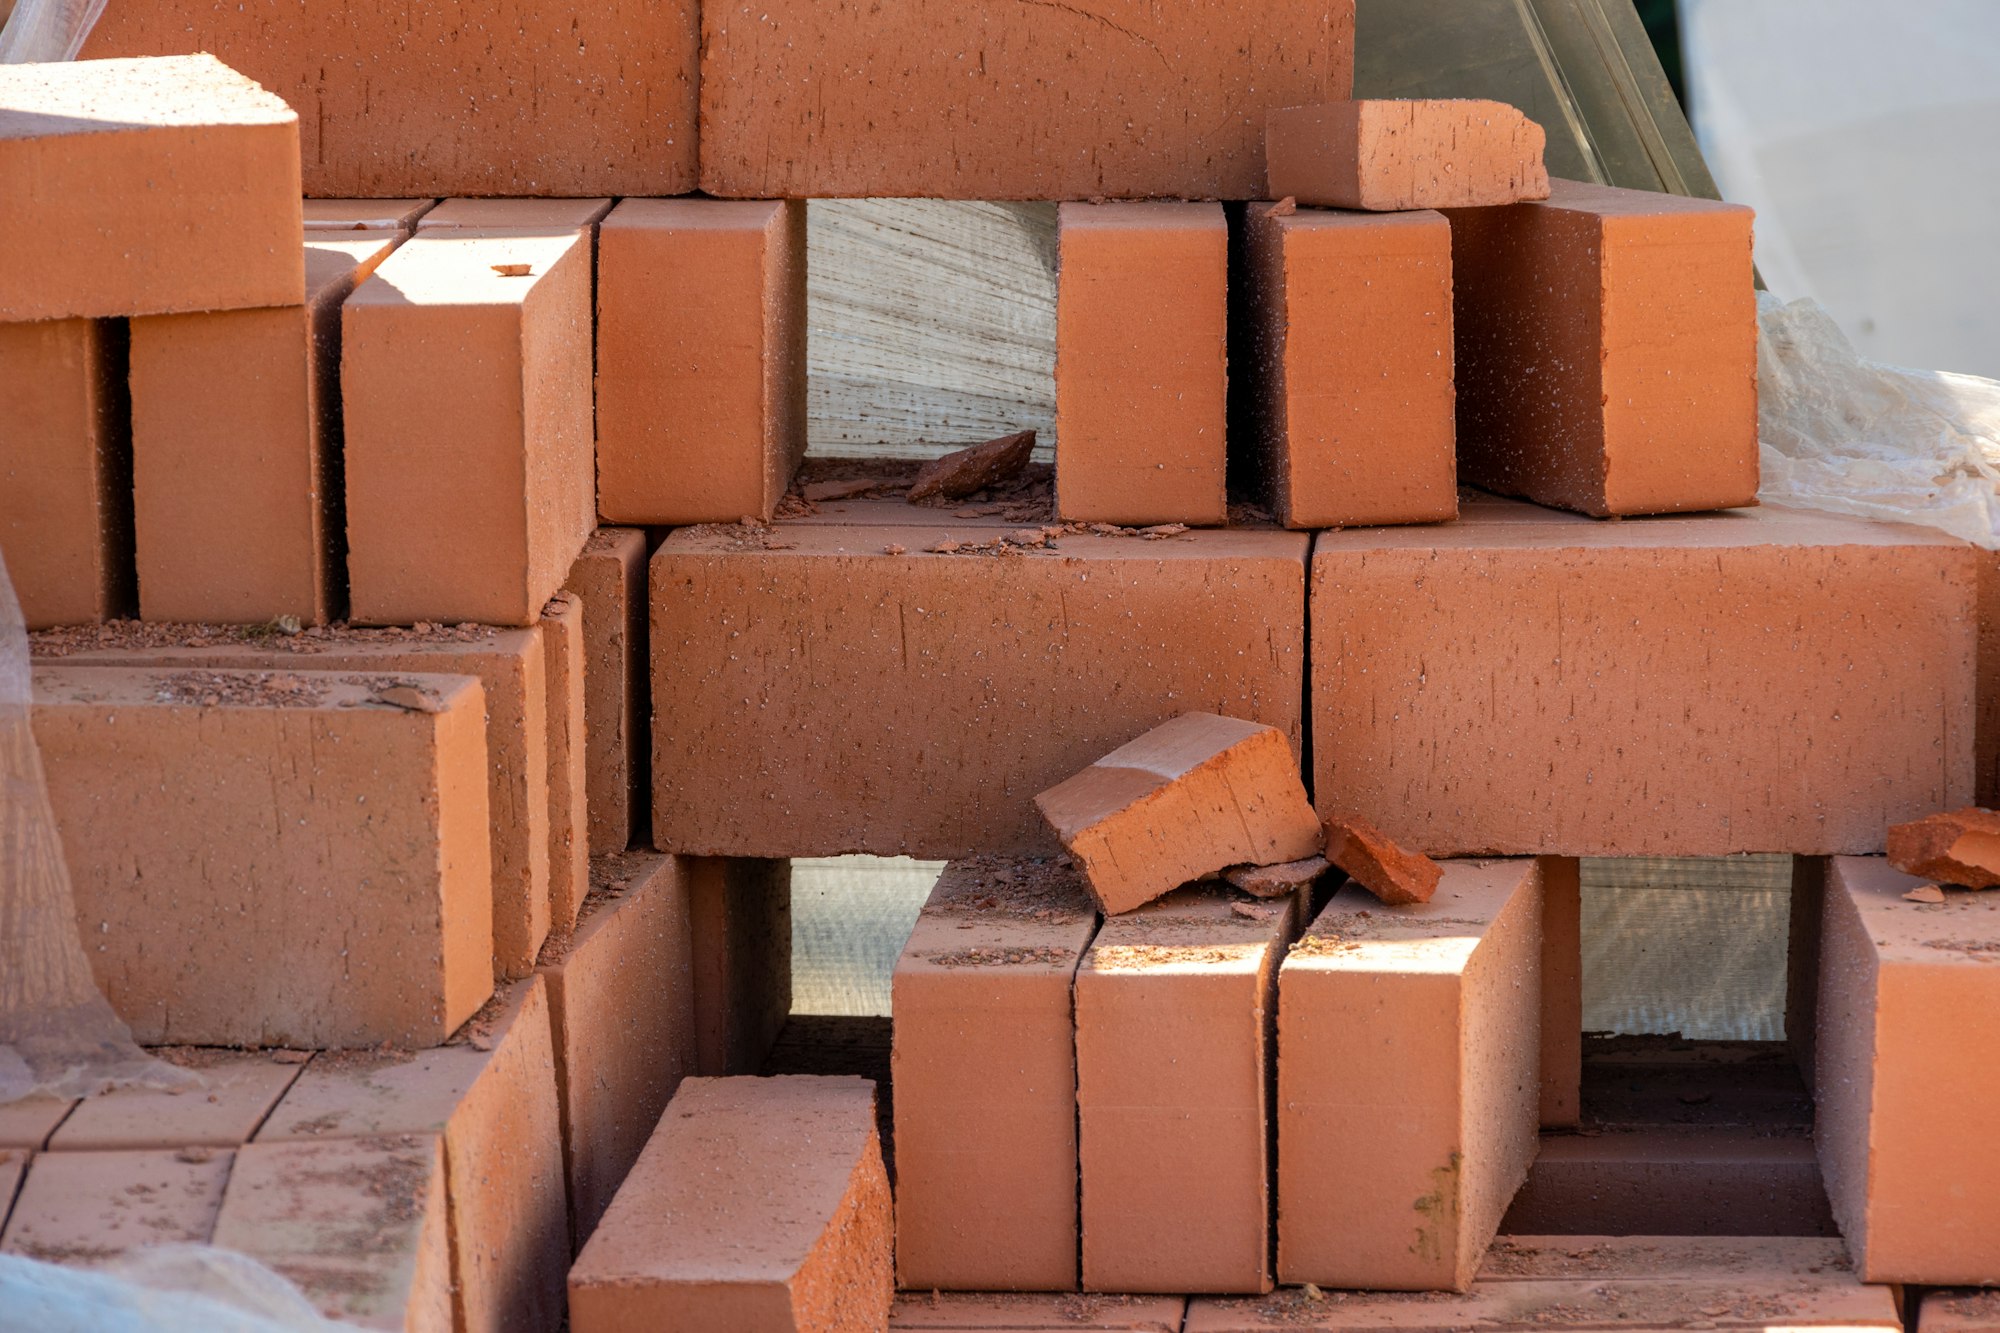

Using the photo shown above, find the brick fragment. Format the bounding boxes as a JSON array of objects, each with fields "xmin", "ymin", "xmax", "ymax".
[
  {"xmin": 49, "ymin": 1049, "xmax": 304, "ymax": 1151},
  {"xmin": 1312, "ymin": 499, "xmax": 1977, "ymax": 855},
  {"xmin": 259, "ymin": 977, "xmax": 569, "ymax": 1333},
  {"xmin": 568, "ymin": 1075, "xmax": 892, "ymax": 1333},
  {"xmin": 688, "ymin": 859, "xmax": 794, "ymax": 1076},
  {"xmin": 34, "ymin": 666, "xmax": 493, "ymax": 1047},
  {"xmin": 302, "ymin": 199, "xmax": 436, "ymax": 232},
  {"xmin": 538, "ymin": 853, "xmax": 698, "ymax": 1246},
  {"xmin": 1447, "ymin": 179, "xmax": 1757, "ymax": 517},
  {"xmin": 418, "ymin": 198, "xmax": 614, "ymax": 231},
  {"xmin": 1056, "ymin": 203, "xmax": 1228, "ymax": 526},
  {"xmin": 1815, "ymin": 855, "xmax": 2000, "ymax": 1284},
  {"xmin": 699, "ymin": 1, "xmax": 1352, "ymax": 200},
  {"xmin": 595, "ymin": 199, "xmax": 807, "ymax": 524},
  {"xmin": 908, "ymin": 431, "xmax": 1037, "ymax": 502},
  {"xmin": 213, "ymin": 1135, "xmax": 454, "ymax": 1332},
  {"xmin": 1225, "ymin": 856, "xmax": 1328, "ymax": 898},
  {"xmin": 131, "ymin": 233, "xmax": 399, "ymax": 625},
  {"xmin": 1037, "ymin": 713, "xmax": 1320, "ymax": 916},
  {"xmin": 1267, "ymin": 100, "xmax": 1549, "ymax": 211},
  {"xmin": 86, "ymin": 1, "xmax": 697, "ymax": 198},
  {"xmin": 564, "ymin": 529, "xmax": 649, "ymax": 853},
  {"xmin": 1323, "ymin": 813, "xmax": 1442, "ymax": 905},
  {"xmin": 343, "ymin": 229, "xmax": 595, "ymax": 626},
  {"xmin": 1076, "ymin": 886, "xmax": 1301, "ymax": 1295},
  {"xmin": 892, "ymin": 858, "xmax": 1099, "ymax": 1291},
  {"xmin": 1237, "ymin": 203, "xmax": 1456, "ymax": 529},
  {"xmin": 542, "ymin": 591, "xmax": 590, "ymax": 931},
  {"xmin": 654, "ymin": 509, "xmax": 1308, "ymax": 857},
  {"xmin": 0, "ymin": 55, "xmax": 303, "ymax": 321},
  {"xmin": 1, "ymin": 1149, "xmax": 230, "ymax": 1265},
  {"xmin": 1885, "ymin": 806, "xmax": 2000, "ymax": 888},
  {"xmin": 891, "ymin": 1293, "xmax": 1185, "ymax": 1330},
  {"xmin": 0, "ymin": 318, "xmax": 131, "ymax": 629}
]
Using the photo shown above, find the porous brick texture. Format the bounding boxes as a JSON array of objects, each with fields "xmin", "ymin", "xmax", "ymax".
[
  {"xmin": 1278, "ymin": 862, "xmax": 1543, "ymax": 1291},
  {"xmin": 1036, "ymin": 713, "xmax": 1320, "ymax": 916},
  {"xmin": 130, "ymin": 233, "xmax": 400, "ymax": 625},
  {"xmin": 1238, "ymin": 203, "xmax": 1456, "ymax": 529},
  {"xmin": 33, "ymin": 666, "xmax": 493, "ymax": 1048},
  {"xmin": 1311, "ymin": 499, "xmax": 1977, "ymax": 856},
  {"xmin": 653, "ymin": 508, "xmax": 1308, "ymax": 857},
  {"xmin": 1885, "ymin": 806, "xmax": 2000, "ymax": 888},
  {"xmin": 0, "ymin": 318, "xmax": 131, "ymax": 629},
  {"xmin": 892, "ymin": 858, "xmax": 1100, "ymax": 1291},
  {"xmin": 85, "ymin": 1, "xmax": 698, "ymax": 197},
  {"xmin": 1926, "ymin": 1290, "xmax": 2000, "ymax": 1333},
  {"xmin": 343, "ymin": 229, "xmax": 595, "ymax": 627},
  {"xmin": 0, "ymin": 1149, "xmax": 232, "ymax": 1264},
  {"xmin": 564, "ymin": 529, "xmax": 649, "ymax": 853},
  {"xmin": 1447, "ymin": 179, "xmax": 1757, "ymax": 517},
  {"xmin": 1075, "ymin": 886, "xmax": 1301, "ymax": 1295},
  {"xmin": 568, "ymin": 1075, "xmax": 893, "ymax": 1333},
  {"xmin": 1815, "ymin": 855, "xmax": 2000, "ymax": 1285},
  {"xmin": 0, "ymin": 55, "xmax": 303, "ymax": 321},
  {"xmin": 1056, "ymin": 203, "xmax": 1228, "ymax": 526},
  {"xmin": 542, "ymin": 591, "xmax": 590, "ymax": 932},
  {"xmin": 595, "ymin": 199, "xmax": 808, "ymax": 524},
  {"xmin": 1266, "ymin": 100, "xmax": 1550, "ymax": 211},
  {"xmin": 698, "ymin": 0, "xmax": 1353, "ymax": 200}
]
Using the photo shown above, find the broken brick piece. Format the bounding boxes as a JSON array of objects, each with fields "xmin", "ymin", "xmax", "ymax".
[
  {"xmin": 1225, "ymin": 856, "xmax": 1329, "ymax": 898},
  {"xmin": 0, "ymin": 55, "xmax": 303, "ymax": 322},
  {"xmin": 1885, "ymin": 807, "xmax": 2000, "ymax": 888},
  {"xmin": 568, "ymin": 1075, "xmax": 892, "ymax": 1332},
  {"xmin": 907, "ymin": 431, "xmax": 1037, "ymax": 502},
  {"xmin": 542, "ymin": 591, "xmax": 590, "ymax": 932},
  {"xmin": 1323, "ymin": 813, "xmax": 1442, "ymax": 905},
  {"xmin": 1266, "ymin": 99, "xmax": 1550, "ymax": 211},
  {"xmin": 564, "ymin": 529, "xmax": 649, "ymax": 855},
  {"xmin": 1038, "ymin": 713, "xmax": 1321, "ymax": 916},
  {"xmin": 0, "ymin": 1149, "xmax": 231, "ymax": 1266},
  {"xmin": 892, "ymin": 859, "xmax": 1100, "ymax": 1291}
]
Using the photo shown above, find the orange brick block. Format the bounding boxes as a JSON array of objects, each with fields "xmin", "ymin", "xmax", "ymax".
[
  {"xmin": 1266, "ymin": 100, "xmax": 1549, "ymax": 211},
  {"xmin": 1, "ymin": 1149, "xmax": 231, "ymax": 1265},
  {"xmin": 49, "ymin": 1049, "xmax": 303, "ymax": 1151},
  {"xmin": 543, "ymin": 590, "xmax": 590, "ymax": 933},
  {"xmin": 564, "ymin": 529, "xmax": 649, "ymax": 853},
  {"xmin": 688, "ymin": 858, "xmax": 794, "ymax": 1076}
]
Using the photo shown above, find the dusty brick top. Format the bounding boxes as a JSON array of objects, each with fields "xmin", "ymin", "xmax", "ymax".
[{"xmin": 31, "ymin": 618, "xmax": 511, "ymax": 658}]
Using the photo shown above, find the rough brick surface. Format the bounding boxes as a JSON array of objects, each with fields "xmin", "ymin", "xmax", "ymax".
[
  {"xmin": 1323, "ymin": 812, "xmax": 1443, "ymax": 905},
  {"xmin": 1267, "ymin": 100, "xmax": 1550, "ymax": 211},
  {"xmin": 1815, "ymin": 855, "xmax": 2000, "ymax": 1284},
  {"xmin": 1311, "ymin": 500, "xmax": 1976, "ymax": 856},
  {"xmin": 564, "ymin": 529, "xmax": 649, "ymax": 853},
  {"xmin": 892, "ymin": 859, "xmax": 1099, "ymax": 1291},
  {"xmin": 568, "ymin": 1075, "xmax": 893, "ymax": 1333},
  {"xmin": 34, "ymin": 666, "xmax": 493, "ymax": 1048},
  {"xmin": 85, "ymin": 2, "xmax": 697, "ymax": 198},
  {"xmin": 1447, "ymin": 179, "xmax": 1757, "ymax": 517},
  {"xmin": 1886, "ymin": 806, "xmax": 2000, "ymax": 888},
  {"xmin": 538, "ymin": 853, "xmax": 698, "ymax": 1247},
  {"xmin": 1238, "ymin": 203, "xmax": 1456, "ymax": 529},
  {"xmin": 1076, "ymin": 886, "xmax": 1300, "ymax": 1295},
  {"xmin": 688, "ymin": 858, "xmax": 794, "ymax": 1076},
  {"xmin": 302, "ymin": 199, "xmax": 435, "ymax": 232},
  {"xmin": 1037, "ymin": 713, "xmax": 1320, "ymax": 916},
  {"xmin": 49, "ymin": 1049, "xmax": 303, "ymax": 1150},
  {"xmin": 542, "ymin": 591, "xmax": 590, "ymax": 932},
  {"xmin": 1925, "ymin": 1290, "xmax": 2000, "ymax": 1333},
  {"xmin": 654, "ymin": 509, "xmax": 1308, "ymax": 857},
  {"xmin": 1, "ymin": 1149, "xmax": 230, "ymax": 1264},
  {"xmin": 699, "ymin": 1, "xmax": 1352, "ymax": 200},
  {"xmin": 1056, "ymin": 203, "xmax": 1228, "ymax": 526},
  {"xmin": 343, "ymin": 229, "xmax": 595, "ymax": 627},
  {"xmin": 131, "ymin": 234, "xmax": 399, "ymax": 625},
  {"xmin": 595, "ymin": 199, "xmax": 808, "ymax": 524},
  {"xmin": 0, "ymin": 55, "xmax": 303, "ymax": 321},
  {"xmin": 0, "ymin": 318, "xmax": 131, "ymax": 629}
]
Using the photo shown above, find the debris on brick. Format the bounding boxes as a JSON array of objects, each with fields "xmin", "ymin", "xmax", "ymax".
[
  {"xmin": 1887, "ymin": 808, "xmax": 2000, "ymax": 889},
  {"xmin": 907, "ymin": 430, "xmax": 1037, "ymax": 502}
]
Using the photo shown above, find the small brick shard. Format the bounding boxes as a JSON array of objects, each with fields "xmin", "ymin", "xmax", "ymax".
[
  {"xmin": 1886, "ymin": 807, "xmax": 2000, "ymax": 888},
  {"xmin": 907, "ymin": 430, "xmax": 1037, "ymax": 502},
  {"xmin": 1324, "ymin": 813, "xmax": 1443, "ymax": 905}
]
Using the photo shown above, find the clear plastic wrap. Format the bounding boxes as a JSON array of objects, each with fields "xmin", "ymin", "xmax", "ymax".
[
  {"xmin": 0, "ymin": 1247, "xmax": 359, "ymax": 1332},
  {"xmin": 0, "ymin": 0, "xmax": 105, "ymax": 62}
]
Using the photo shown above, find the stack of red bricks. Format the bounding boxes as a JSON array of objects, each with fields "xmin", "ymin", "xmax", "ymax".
[{"xmin": 3, "ymin": 1, "xmax": 1998, "ymax": 1329}]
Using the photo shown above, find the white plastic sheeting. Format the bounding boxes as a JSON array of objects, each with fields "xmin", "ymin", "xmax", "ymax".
[
  {"xmin": 0, "ymin": 0, "xmax": 103, "ymax": 61},
  {"xmin": 0, "ymin": 1247, "xmax": 360, "ymax": 1333}
]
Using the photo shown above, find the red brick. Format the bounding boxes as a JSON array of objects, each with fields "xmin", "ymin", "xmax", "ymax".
[
  {"xmin": 1238, "ymin": 204, "xmax": 1456, "ymax": 529},
  {"xmin": 1056, "ymin": 203, "xmax": 1228, "ymax": 526},
  {"xmin": 1311, "ymin": 500, "xmax": 1976, "ymax": 856},
  {"xmin": 568, "ymin": 1075, "xmax": 892, "ymax": 1333},
  {"xmin": 1539, "ymin": 857, "xmax": 1583, "ymax": 1129},
  {"xmin": 34, "ymin": 666, "xmax": 493, "ymax": 1048},
  {"xmin": 892, "ymin": 859, "xmax": 1099, "ymax": 1291},
  {"xmin": 1, "ymin": 1149, "xmax": 230, "ymax": 1265},
  {"xmin": 1277, "ymin": 861, "xmax": 1541, "ymax": 1291},
  {"xmin": 259, "ymin": 977, "xmax": 569, "ymax": 1333},
  {"xmin": 537, "ymin": 853, "xmax": 698, "ymax": 1247},
  {"xmin": 564, "ymin": 529, "xmax": 649, "ymax": 854},
  {"xmin": 214, "ymin": 1135, "xmax": 454, "ymax": 1332},
  {"xmin": 1447, "ymin": 179, "xmax": 1757, "ymax": 517},
  {"xmin": 0, "ymin": 56, "xmax": 303, "ymax": 321},
  {"xmin": 302, "ymin": 198, "xmax": 436, "ymax": 233},
  {"xmin": 0, "ymin": 1100, "xmax": 73, "ymax": 1152},
  {"xmin": 130, "ymin": 233, "xmax": 399, "ymax": 625},
  {"xmin": 418, "ymin": 198, "xmax": 614, "ymax": 232},
  {"xmin": 0, "ymin": 318, "xmax": 131, "ymax": 630},
  {"xmin": 595, "ymin": 199, "xmax": 807, "ymax": 524},
  {"xmin": 1076, "ymin": 886, "xmax": 1301, "ymax": 1295},
  {"xmin": 36, "ymin": 629, "xmax": 553, "ymax": 980},
  {"xmin": 85, "ymin": 2, "xmax": 697, "ymax": 198},
  {"xmin": 891, "ymin": 1294, "xmax": 1185, "ymax": 1330},
  {"xmin": 699, "ymin": 2, "xmax": 1352, "ymax": 200},
  {"xmin": 653, "ymin": 508, "xmax": 1308, "ymax": 857},
  {"xmin": 688, "ymin": 859, "xmax": 794, "ymax": 1076},
  {"xmin": 1815, "ymin": 855, "xmax": 2000, "ymax": 1284},
  {"xmin": 1886, "ymin": 806, "xmax": 2000, "ymax": 887},
  {"xmin": 542, "ymin": 590, "xmax": 590, "ymax": 933},
  {"xmin": 343, "ymin": 229, "xmax": 595, "ymax": 627},
  {"xmin": 1267, "ymin": 100, "xmax": 1549, "ymax": 211},
  {"xmin": 1502, "ymin": 1130, "xmax": 1834, "ymax": 1237},
  {"xmin": 1323, "ymin": 812, "xmax": 1442, "ymax": 905},
  {"xmin": 49, "ymin": 1049, "xmax": 304, "ymax": 1151},
  {"xmin": 1925, "ymin": 1290, "xmax": 2000, "ymax": 1333},
  {"xmin": 1037, "ymin": 713, "xmax": 1319, "ymax": 916}
]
